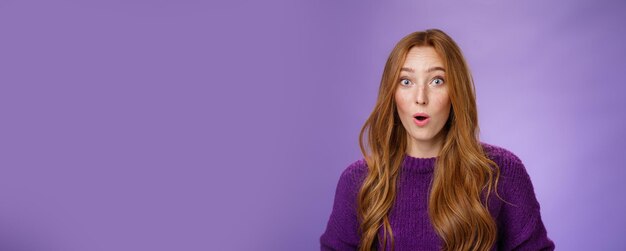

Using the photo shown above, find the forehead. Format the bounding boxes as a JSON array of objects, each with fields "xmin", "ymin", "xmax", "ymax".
[{"xmin": 402, "ymin": 46, "xmax": 444, "ymax": 69}]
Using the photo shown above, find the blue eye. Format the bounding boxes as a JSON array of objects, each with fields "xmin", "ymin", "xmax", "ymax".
[
  {"xmin": 400, "ymin": 79, "xmax": 412, "ymax": 86},
  {"xmin": 432, "ymin": 77, "xmax": 444, "ymax": 85}
]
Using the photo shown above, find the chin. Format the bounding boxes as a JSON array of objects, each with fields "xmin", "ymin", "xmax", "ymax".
[{"xmin": 408, "ymin": 132, "xmax": 435, "ymax": 142}]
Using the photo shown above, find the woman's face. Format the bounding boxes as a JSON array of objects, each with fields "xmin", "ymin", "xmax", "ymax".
[{"xmin": 394, "ymin": 46, "xmax": 451, "ymax": 151}]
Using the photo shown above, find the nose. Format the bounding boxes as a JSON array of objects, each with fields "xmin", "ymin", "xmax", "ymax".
[{"xmin": 415, "ymin": 84, "xmax": 427, "ymax": 105}]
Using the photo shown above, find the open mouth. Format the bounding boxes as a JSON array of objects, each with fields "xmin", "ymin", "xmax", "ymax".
[{"xmin": 415, "ymin": 116, "xmax": 428, "ymax": 121}]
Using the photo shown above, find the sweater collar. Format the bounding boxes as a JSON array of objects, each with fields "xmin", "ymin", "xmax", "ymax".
[{"xmin": 402, "ymin": 154, "xmax": 437, "ymax": 173}]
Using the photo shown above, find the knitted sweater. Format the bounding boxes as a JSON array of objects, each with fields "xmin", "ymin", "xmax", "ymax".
[{"xmin": 320, "ymin": 142, "xmax": 555, "ymax": 251}]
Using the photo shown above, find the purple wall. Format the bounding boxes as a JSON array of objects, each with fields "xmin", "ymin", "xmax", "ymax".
[{"xmin": 1, "ymin": 0, "xmax": 624, "ymax": 250}]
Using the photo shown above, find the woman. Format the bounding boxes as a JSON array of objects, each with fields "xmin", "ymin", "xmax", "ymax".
[{"xmin": 320, "ymin": 29, "xmax": 555, "ymax": 251}]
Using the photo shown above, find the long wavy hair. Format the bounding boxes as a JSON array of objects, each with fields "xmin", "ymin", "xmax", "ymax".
[{"xmin": 356, "ymin": 29, "xmax": 503, "ymax": 251}]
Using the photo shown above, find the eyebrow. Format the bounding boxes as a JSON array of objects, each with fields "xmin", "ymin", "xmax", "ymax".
[{"xmin": 400, "ymin": 66, "xmax": 446, "ymax": 73}]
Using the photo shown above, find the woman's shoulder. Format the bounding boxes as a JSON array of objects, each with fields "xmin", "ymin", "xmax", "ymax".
[
  {"xmin": 339, "ymin": 158, "xmax": 369, "ymax": 185},
  {"xmin": 480, "ymin": 142, "xmax": 540, "ymax": 206},
  {"xmin": 480, "ymin": 142, "xmax": 522, "ymax": 163},
  {"xmin": 328, "ymin": 158, "xmax": 370, "ymax": 204},
  {"xmin": 480, "ymin": 141, "xmax": 526, "ymax": 176},
  {"xmin": 480, "ymin": 143, "xmax": 554, "ymax": 250}
]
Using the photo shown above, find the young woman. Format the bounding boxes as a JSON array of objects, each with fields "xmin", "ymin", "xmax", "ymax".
[{"xmin": 320, "ymin": 29, "xmax": 555, "ymax": 251}]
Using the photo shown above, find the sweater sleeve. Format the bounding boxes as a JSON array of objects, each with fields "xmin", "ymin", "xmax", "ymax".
[
  {"xmin": 319, "ymin": 160, "xmax": 365, "ymax": 251},
  {"xmin": 497, "ymin": 154, "xmax": 555, "ymax": 251}
]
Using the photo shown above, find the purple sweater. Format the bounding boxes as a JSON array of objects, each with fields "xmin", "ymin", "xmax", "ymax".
[{"xmin": 320, "ymin": 143, "xmax": 555, "ymax": 251}]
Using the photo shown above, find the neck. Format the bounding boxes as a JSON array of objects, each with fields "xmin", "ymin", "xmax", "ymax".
[{"xmin": 406, "ymin": 131, "xmax": 445, "ymax": 158}]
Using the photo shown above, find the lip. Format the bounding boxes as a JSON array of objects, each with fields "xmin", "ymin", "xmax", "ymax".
[
  {"xmin": 413, "ymin": 113, "xmax": 430, "ymax": 127},
  {"xmin": 413, "ymin": 117, "xmax": 430, "ymax": 127},
  {"xmin": 413, "ymin": 112, "xmax": 430, "ymax": 118}
]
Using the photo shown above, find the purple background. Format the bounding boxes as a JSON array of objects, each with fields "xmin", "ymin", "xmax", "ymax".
[{"xmin": 1, "ymin": 0, "xmax": 625, "ymax": 250}]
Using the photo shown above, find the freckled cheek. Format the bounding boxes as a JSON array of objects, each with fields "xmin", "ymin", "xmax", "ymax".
[
  {"xmin": 395, "ymin": 94, "xmax": 412, "ymax": 115},
  {"xmin": 396, "ymin": 95, "xmax": 411, "ymax": 110},
  {"xmin": 431, "ymin": 95, "xmax": 451, "ymax": 113}
]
